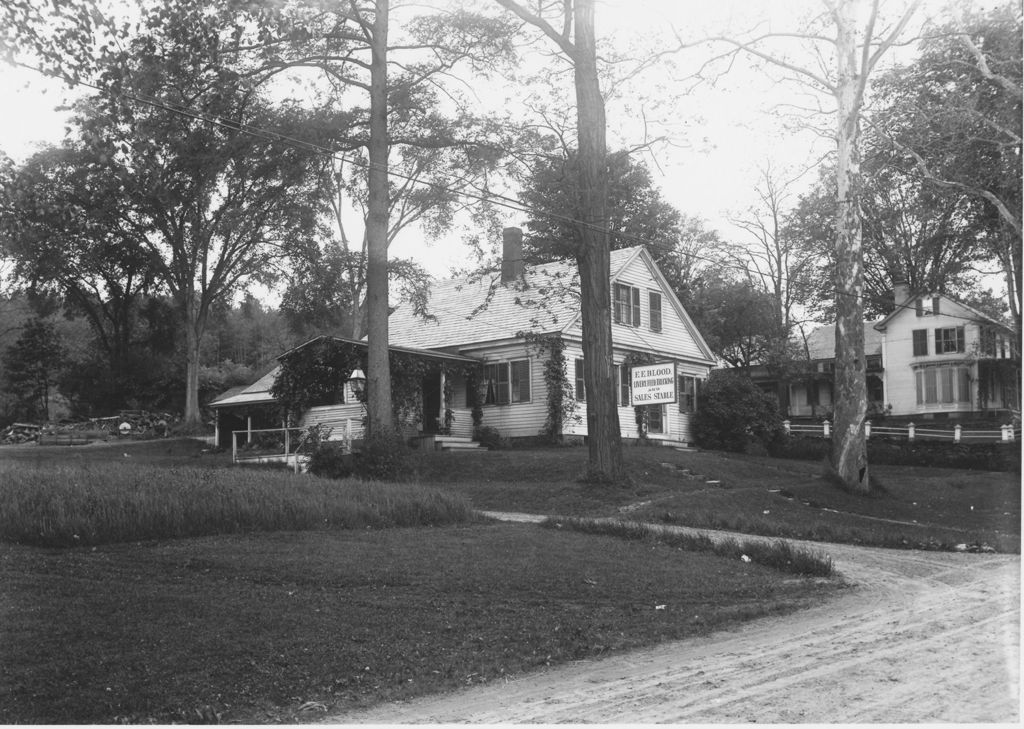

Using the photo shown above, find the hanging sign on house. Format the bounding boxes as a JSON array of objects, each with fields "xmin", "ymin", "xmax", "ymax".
[{"xmin": 631, "ymin": 362, "xmax": 677, "ymax": 405}]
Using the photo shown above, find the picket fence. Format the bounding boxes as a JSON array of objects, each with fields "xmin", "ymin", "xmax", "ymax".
[{"xmin": 783, "ymin": 419, "xmax": 1021, "ymax": 444}]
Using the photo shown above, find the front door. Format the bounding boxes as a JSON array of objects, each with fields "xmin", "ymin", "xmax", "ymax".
[{"xmin": 421, "ymin": 373, "xmax": 441, "ymax": 433}]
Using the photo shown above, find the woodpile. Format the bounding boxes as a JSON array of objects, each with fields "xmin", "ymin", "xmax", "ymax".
[{"xmin": 1, "ymin": 411, "xmax": 180, "ymax": 445}]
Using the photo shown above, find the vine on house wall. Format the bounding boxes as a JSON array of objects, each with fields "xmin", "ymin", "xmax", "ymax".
[
  {"xmin": 465, "ymin": 369, "xmax": 483, "ymax": 429},
  {"xmin": 521, "ymin": 332, "xmax": 577, "ymax": 442},
  {"xmin": 622, "ymin": 350, "xmax": 658, "ymax": 441},
  {"xmin": 271, "ymin": 337, "xmax": 480, "ymax": 431}
]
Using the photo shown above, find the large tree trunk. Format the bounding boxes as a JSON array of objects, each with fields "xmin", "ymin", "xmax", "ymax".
[
  {"xmin": 365, "ymin": 0, "xmax": 394, "ymax": 437},
  {"xmin": 830, "ymin": 0, "xmax": 870, "ymax": 493},
  {"xmin": 573, "ymin": 0, "xmax": 623, "ymax": 482},
  {"xmin": 182, "ymin": 297, "xmax": 203, "ymax": 427}
]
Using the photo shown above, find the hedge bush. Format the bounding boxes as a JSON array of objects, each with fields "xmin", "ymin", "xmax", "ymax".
[
  {"xmin": 769, "ymin": 435, "xmax": 1020, "ymax": 472},
  {"xmin": 692, "ymin": 370, "xmax": 784, "ymax": 452}
]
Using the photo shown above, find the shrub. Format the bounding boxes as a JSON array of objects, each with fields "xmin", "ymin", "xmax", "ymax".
[
  {"xmin": 307, "ymin": 442, "xmax": 354, "ymax": 479},
  {"xmin": 352, "ymin": 430, "xmax": 414, "ymax": 481},
  {"xmin": 473, "ymin": 425, "xmax": 507, "ymax": 450},
  {"xmin": 692, "ymin": 370, "xmax": 783, "ymax": 453}
]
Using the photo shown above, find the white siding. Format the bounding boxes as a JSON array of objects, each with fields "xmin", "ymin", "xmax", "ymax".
[
  {"xmin": 881, "ymin": 297, "xmax": 982, "ymax": 416},
  {"xmin": 561, "ymin": 344, "xmax": 703, "ymax": 445},
  {"xmin": 608, "ymin": 255, "xmax": 707, "ymax": 361},
  {"xmin": 463, "ymin": 343, "xmax": 549, "ymax": 438},
  {"xmin": 300, "ymin": 405, "xmax": 365, "ymax": 441}
]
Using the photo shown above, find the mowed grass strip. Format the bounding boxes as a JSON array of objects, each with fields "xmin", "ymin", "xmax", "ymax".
[
  {"xmin": 0, "ymin": 524, "xmax": 839, "ymax": 724},
  {"xmin": 412, "ymin": 448, "xmax": 1021, "ymax": 552},
  {"xmin": 0, "ymin": 461, "xmax": 474, "ymax": 547}
]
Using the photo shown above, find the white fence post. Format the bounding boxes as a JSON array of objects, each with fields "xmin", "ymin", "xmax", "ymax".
[
  {"xmin": 783, "ymin": 419, "xmax": 791, "ymax": 435},
  {"xmin": 1001, "ymin": 424, "xmax": 1010, "ymax": 442},
  {"xmin": 864, "ymin": 420, "xmax": 871, "ymax": 439},
  {"xmin": 954, "ymin": 424, "xmax": 961, "ymax": 443},
  {"xmin": 823, "ymin": 420, "xmax": 830, "ymax": 438},
  {"xmin": 907, "ymin": 422, "xmax": 915, "ymax": 441}
]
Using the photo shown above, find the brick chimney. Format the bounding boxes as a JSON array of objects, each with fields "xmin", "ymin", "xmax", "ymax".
[
  {"xmin": 501, "ymin": 226, "xmax": 524, "ymax": 283},
  {"xmin": 893, "ymin": 280, "xmax": 911, "ymax": 307}
]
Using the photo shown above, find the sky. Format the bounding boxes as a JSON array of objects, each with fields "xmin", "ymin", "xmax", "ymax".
[{"xmin": 0, "ymin": 0, "xmax": 972, "ymax": 281}]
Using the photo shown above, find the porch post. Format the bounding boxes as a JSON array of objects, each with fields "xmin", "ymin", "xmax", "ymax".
[
  {"xmin": 214, "ymin": 409, "xmax": 220, "ymax": 447},
  {"xmin": 247, "ymin": 415, "xmax": 253, "ymax": 444},
  {"xmin": 438, "ymin": 369, "xmax": 447, "ymax": 433}
]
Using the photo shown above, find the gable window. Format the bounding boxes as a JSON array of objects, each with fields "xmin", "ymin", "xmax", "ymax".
[
  {"xmin": 482, "ymin": 359, "xmax": 531, "ymax": 405},
  {"xmin": 613, "ymin": 283, "xmax": 641, "ymax": 327},
  {"xmin": 915, "ymin": 296, "xmax": 940, "ymax": 316},
  {"xmin": 912, "ymin": 329, "xmax": 928, "ymax": 356},
  {"xmin": 678, "ymin": 375, "xmax": 699, "ymax": 413},
  {"xmin": 648, "ymin": 291, "xmax": 663, "ymax": 332},
  {"xmin": 574, "ymin": 358, "xmax": 586, "ymax": 401},
  {"xmin": 935, "ymin": 327, "xmax": 964, "ymax": 354}
]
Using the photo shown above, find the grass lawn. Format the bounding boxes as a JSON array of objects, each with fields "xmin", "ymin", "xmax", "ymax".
[
  {"xmin": 0, "ymin": 436, "xmax": 1015, "ymax": 722},
  {"xmin": 0, "ymin": 523, "xmax": 836, "ymax": 724},
  {"xmin": 411, "ymin": 446, "xmax": 1021, "ymax": 552}
]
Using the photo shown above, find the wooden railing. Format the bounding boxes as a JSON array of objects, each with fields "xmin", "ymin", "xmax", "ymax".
[
  {"xmin": 231, "ymin": 421, "xmax": 358, "ymax": 471},
  {"xmin": 783, "ymin": 419, "xmax": 1020, "ymax": 443}
]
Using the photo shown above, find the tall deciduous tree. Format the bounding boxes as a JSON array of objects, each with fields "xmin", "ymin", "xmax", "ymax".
[
  {"xmin": 92, "ymin": 0, "xmax": 328, "ymax": 425},
  {"xmin": 0, "ymin": 142, "xmax": 157, "ymax": 406},
  {"xmin": 871, "ymin": 5, "xmax": 1022, "ymax": 336},
  {"xmin": 238, "ymin": 0, "xmax": 517, "ymax": 436},
  {"xmin": 496, "ymin": 0, "xmax": 624, "ymax": 482},
  {"xmin": 703, "ymin": 0, "xmax": 920, "ymax": 493}
]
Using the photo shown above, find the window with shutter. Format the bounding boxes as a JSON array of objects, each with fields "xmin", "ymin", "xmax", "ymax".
[
  {"xmin": 649, "ymin": 291, "xmax": 662, "ymax": 332},
  {"xmin": 510, "ymin": 359, "xmax": 530, "ymax": 403},
  {"xmin": 613, "ymin": 283, "xmax": 641, "ymax": 327},
  {"xmin": 617, "ymin": 364, "xmax": 630, "ymax": 406},
  {"xmin": 935, "ymin": 327, "xmax": 965, "ymax": 354},
  {"xmin": 912, "ymin": 329, "xmax": 928, "ymax": 356}
]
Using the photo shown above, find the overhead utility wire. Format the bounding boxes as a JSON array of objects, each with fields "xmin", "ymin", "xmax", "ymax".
[{"xmin": 13, "ymin": 60, "xmax": 1010, "ymax": 330}]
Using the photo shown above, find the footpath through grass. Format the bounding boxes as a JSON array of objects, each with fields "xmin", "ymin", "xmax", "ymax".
[{"xmin": 412, "ymin": 446, "xmax": 1021, "ymax": 553}]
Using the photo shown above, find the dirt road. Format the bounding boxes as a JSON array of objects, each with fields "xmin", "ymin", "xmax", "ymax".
[{"xmin": 329, "ymin": 517, "xmax": 1020, "ymax": 723}]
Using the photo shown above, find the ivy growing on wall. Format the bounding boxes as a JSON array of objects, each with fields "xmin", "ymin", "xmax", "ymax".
[
  {"xmin": 622, "ymin": 350, "xmax": 658, "ymax": 441},
  {"xmin": 521, "ymin": 332, "xmax": 577, "ymax": 443},
  {"xmin": 270, "ymin": 336, "xmax": 480, "ymax": 431}
]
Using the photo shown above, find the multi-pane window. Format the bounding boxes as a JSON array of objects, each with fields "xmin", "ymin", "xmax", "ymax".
[
  {"xmin": 648, "ymin": 291, "xmax": 662, "ymax": 332},
  {"xmin": 915, "ymin": 366, "xmax": 970, "ymax": 405},
  {"xmin": 935, "ymin": 327, "xmax": 965, "ymax": 354},
  {"xmin": 678, "ymin": 375, "xmax": 699, "ymax": 413},
  {"xmin": 646, "ymin": 405, "xmax": 664, "ymax": 434},
  {"xmin": 613, "ymin": 283, "xmax": 641, "ymax": 327},
  {"xmin": 912, "ymin": 329, "xmax": 928, "ymax": 356},
  {"xmin": 614, "ymin": 364, "xmax": 631, "ymax": 406},
  {"xmin": 482, "ymin": 359, "xmax": 531, "ymax": 405},
  {"xmin": 574, "ymin": 358, "xmax": 586, "ymax": 401}
]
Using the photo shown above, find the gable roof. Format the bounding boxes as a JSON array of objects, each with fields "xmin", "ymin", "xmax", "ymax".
[
  {"xmin": 387, "ymin": 248, "xmax": 629, "ymax": 350},
  {"xmin": 873, "ymin": 291, "xmax": 1011, "ymax": 331},
  {"xmin": 387, "ymin": 246, "xmax": 716, "ymax": 362},
  {"xmin": 803, "ymin": 322, "xmax": 883, "ymax": 360}
]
